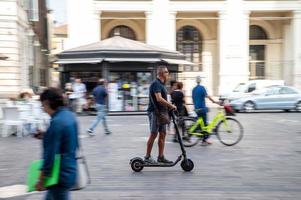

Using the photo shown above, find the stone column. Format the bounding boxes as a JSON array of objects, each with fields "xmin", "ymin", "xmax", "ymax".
[
  {"xmin": 218, "ymin": 0, "xmax": 250, "ymax": 94},
  {"xmin": 66, "ymin": 0, "xmax": 101, "ymax": 49},
  {"xmin": 94, "ymin": 10, "xmax": 101, "ymax": 42},
  {"xmin": 145, "ymin": 0, "xmax": 176, "ymax": 50},
  {"xmin": 145, "ymin": 11, "xmax": 153, "ymax": 45},
  {"xmin": 202, "ymin": 40, "xmax": 216, "ymax": 95},
  {"xmin": 168, "ymin": 11, "xmax": 177, "ymax": 51},
  {"xmin": 293, "ymin": 10, "xmax": 301, "ymax": 89},
  {"xmin": 283, "ymin": 22, "xmax": 293, "ymax": 85}
]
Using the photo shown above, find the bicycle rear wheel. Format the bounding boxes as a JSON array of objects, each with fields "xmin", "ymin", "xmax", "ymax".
[
  {"xmin": 180, "ymin": 118, "xmax": 201, "ymax": 147},
  {"xmin": 216, "ymin": 117, "xmax": 243, "ymax": 146}
]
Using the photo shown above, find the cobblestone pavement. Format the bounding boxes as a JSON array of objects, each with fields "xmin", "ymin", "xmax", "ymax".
[{"xmin": 0, "ymin": 111, "xmax": 301, "ymax": 200}]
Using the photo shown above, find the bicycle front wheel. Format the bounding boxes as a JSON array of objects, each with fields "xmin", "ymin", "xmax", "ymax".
[
  {"xmin": 216, "ymin": 117, "xmax": 243, "ymax": 146},
  {"xmin": 180, "ymin": 118, "xmax": 201, "ymax": 147}
]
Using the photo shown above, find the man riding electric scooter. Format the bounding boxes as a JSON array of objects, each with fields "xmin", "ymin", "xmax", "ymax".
[
  {"xmin": 130, "ymin": 64, "xmax": 194, "ymax": 172},
  {"xmin": 144, "ymin": 65, "xmax": 176, "ymax": 164}
]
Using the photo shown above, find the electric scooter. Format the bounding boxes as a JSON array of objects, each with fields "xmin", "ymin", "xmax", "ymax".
[{"xmin": 130, "ymin": 110, "xmax": 194, "ymax": 172}]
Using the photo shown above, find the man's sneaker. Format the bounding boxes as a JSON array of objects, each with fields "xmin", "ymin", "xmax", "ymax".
[
  {"xmin": 87, "ymin": 129, "xmax": 95, "ymax": 136},
  {"xmin": 104, "ymin": 130, "xmax": 112, "ymax": 135},
  {"xmin": 201, "ymin": 140, "xmax": 213, "ymax": 146},
  {"xmin": 157, "ymin": 156, "xmax": 173, "ymax": 164},
  {"xmin": 144, "ymin": 156, "xmax": 157, "ymax": 164}
]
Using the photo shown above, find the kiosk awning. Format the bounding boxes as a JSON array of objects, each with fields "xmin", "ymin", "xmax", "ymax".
[
  {"xmin": 162, "ymin": 58, "xmax": 195, "ymax": 65},
  {"xmin": 54, "ymin": 58, "xmax": 103, "ymax": 64},
  {"xmin": 104, "ymin": 58, "xmax": 161, "ymax": 63}
]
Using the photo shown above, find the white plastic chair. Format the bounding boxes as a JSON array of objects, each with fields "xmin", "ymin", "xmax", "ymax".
[
  {"xmin": 31, "ymin": 101, "xmax": 50, "ymax": 130},
  {"xmin": 1, "ymin": 107, "xmax": 25, "ymax": 137},
  {"xmin": 18, "ymin": 102, "xmax": 48, "ymax": 135}
]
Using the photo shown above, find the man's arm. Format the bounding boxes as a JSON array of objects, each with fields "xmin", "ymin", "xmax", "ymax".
[
  {"xmin": 154, "ymin": 92, "xmax": 176, "ymax": 110},
  {"xmin": 206, "ymin": 95, "xmax": 217, "ymax": 104},
  {"xmin": 203, "ymin": 86, "xmax": 217, "ymax": 104}
]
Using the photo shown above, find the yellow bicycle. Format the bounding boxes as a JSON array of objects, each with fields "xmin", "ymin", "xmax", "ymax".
[{"xmin": 179, "ymin": 104, "xmax": 243, "ymax": 147}]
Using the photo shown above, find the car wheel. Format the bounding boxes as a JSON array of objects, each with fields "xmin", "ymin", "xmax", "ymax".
[
  {"xmin": 296, "ymin": 101, "xmax": 301, "ymax": 112},
  {"xmin": 243, "ymin": 101, "xmax": 255, "ymax": 112}
]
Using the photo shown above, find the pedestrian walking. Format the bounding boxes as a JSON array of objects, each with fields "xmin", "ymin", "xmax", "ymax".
[
  {"xmin": 166, "ymin": 80, "xmax": 178, "ymax": 134},
  {"xmin": 144, "ymin": 65, "xmax": 177, "ymax": 164},
  {"xmin": 72, "ymin": 78, "xmax": 87, "ymax": 113},
  {"xmin": 171, "ymin": 82, "xmax": 188, "ymax": 117},
  {"xmin": 64, "ymin": 83, "xmax": 74, "ymax": 111},
  {"xmin": 35, "ymin": 88, "xmax": 78, "ymax": 200},
  {"xmin": 87, "ymin": 79, "xmax": 111, "ymax": 135},
  {"xmin": 192, "ymin": 76, "xmax": 217, "ymax": 145},
  {"xmin": 171, "ymin": 81, "xmax": 188, "ymax": 142}
]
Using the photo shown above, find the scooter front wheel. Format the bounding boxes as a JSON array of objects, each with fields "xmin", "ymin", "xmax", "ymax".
[
  {"xmin": 181, "ymin": 159, "xmax": 194, "ymax": 172},
  {"xmin": 131, "ymin": 159, "xmax": 144, "ymax": 172}
]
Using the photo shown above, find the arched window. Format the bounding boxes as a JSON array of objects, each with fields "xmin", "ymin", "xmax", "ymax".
[
  {"xmin": 177, "ymin": 26, "xmax": 202, "ymax": 71},
  {"xmin": 249, "ymin": 25, "xmax": 268, "ymax": 40},
  {"xmin": 109, "ymin": 25, "xmax": 136, "ymax": 40}
]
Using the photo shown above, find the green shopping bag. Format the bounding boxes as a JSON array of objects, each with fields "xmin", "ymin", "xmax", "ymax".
[{"xmin": 26, "ymin": 154, "xmax": 61, "ymax": 192}]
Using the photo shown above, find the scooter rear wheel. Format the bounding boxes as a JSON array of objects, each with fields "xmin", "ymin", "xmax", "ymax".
[
  {"xmin": 181, "ymin": 159, "xmax": 194, "ymax": 172},
  {"xmin": 131, "ymin": 159, "xmax": 144, "ymax": 172}
]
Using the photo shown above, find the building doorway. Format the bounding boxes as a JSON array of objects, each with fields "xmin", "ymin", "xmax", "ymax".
[
  {"xmin": 249, "ymin": 25, "xmax": 268, "ymax": 80},
  {"xmin": 249, "ymin": 45, "xmax": 265, "ymax": 79}
]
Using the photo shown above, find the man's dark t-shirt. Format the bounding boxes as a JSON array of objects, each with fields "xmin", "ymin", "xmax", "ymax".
[
  {"xmin": 92, "ymin": 85, "xmax": 107, "ymax": 105},
  {"xmin": 147, "ymin": 79, "xmax": 168, "ymax": 112}
]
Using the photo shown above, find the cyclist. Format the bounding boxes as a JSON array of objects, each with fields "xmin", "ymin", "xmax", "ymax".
[{"xmin": 192, "ymin": 76, "xmax": 218, "ymax": 145}]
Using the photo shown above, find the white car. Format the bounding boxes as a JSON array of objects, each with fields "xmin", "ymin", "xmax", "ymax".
[{"xmin": 220, "ymin": 80, "xmax": 285, "ymax": 102}]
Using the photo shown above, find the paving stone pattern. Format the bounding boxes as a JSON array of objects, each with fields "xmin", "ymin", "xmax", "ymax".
[{"xmin": 0, "ymin": 111, "xmax": 301, "ymax": 200}]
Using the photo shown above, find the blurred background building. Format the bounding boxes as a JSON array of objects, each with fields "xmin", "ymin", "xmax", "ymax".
[
  {"xmin": 0, "ymin": 0, "xmax": 49, "ymax": 100},
  {"xmin": 48, "ymin": 23, "xmax": 68, "ymax": 87},
  {"xmin": 65, "ymin": 0, "xmax": 301, "ymax": 97},
  {"xmin": 1, "ymin": 0, "xmax": 301, "ymax": 112}
]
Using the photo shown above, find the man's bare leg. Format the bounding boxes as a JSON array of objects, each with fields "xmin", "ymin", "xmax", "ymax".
[
  {"xmin": 158, "ymin": 131, "xmax": 166, "ymax": 157},
  {"xmin": 146, "ymin": 133, "xmax": 157, "ymax": 157}
]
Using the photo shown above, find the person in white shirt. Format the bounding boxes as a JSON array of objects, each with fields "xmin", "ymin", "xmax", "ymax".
[{"xmin": 72, "ymin": 78, "xmax": 87, "ymax": 113}]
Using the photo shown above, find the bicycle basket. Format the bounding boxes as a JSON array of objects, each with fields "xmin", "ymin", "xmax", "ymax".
[{"xmin": 224, "ymin": 105, "xmax": 235, "ymax": 116}]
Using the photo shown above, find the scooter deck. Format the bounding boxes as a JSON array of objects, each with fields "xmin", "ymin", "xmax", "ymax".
[
  {"xmin": 143, "ymin": 162, "xmax": 175, "ymax": 167},
  {"xmin": 140, "ymin": 156, "xmax": 182, "ymax": 167}
]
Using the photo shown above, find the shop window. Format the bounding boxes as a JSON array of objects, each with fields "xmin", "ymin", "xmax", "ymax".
[
  {"xmin": 109, "ymin": 25, "xmax": 136, "ymax": 40},
  {"xmin": 69, "ymin": 72, "xmax": 102, "ymax": 91},
  {"xmin": 177, "ymin": 26, "xmax": 202, "ymax": 71},
  {"xmin": 108, "ymin": 71, "xmax": 152, "ymax": 111}
]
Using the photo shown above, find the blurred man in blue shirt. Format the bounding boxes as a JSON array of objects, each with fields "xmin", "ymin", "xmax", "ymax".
[
  {"xmin": 87, "ymin": 79, "xmax": 111, "ymax": 135},
  {"xmin": 192, "ymin": 76, "xmax": 217, "ymax": 145}
]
